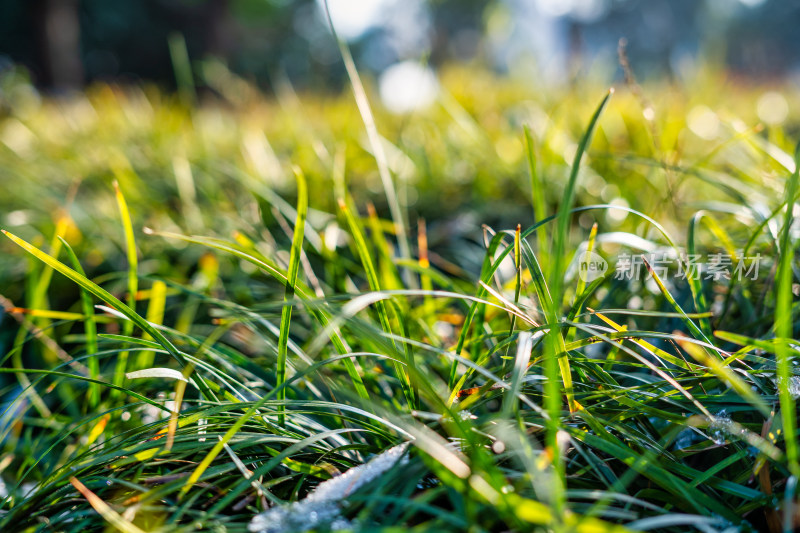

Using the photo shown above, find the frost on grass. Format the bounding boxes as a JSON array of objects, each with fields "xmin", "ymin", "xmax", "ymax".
[
  {"xmin": 774, "ymin": 375, "xmax": 800, "ymax": 398},
  {"xmin": 249, "ymin": 443, "xmax": 410, "ymax": 533}
]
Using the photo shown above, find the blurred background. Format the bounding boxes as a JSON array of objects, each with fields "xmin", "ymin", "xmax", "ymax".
[{"xmin": 1, "ymin": 0, "xmax": 798, "ymax": 97}]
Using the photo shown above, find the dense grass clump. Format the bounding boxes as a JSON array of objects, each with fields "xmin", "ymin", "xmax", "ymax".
[{"xmin": 0, "ymin": 64, "xmax": 799, "ymax": 532}]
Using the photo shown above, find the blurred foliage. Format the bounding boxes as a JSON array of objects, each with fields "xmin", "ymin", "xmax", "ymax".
[{"xmin": 0, "ymin": 61, "xmax": 797, "ymax": 310}]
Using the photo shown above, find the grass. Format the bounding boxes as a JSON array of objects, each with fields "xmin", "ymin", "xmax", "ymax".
[{"xmin": 0, "ymin": 60, "xmax": 799, "ymax": 532}]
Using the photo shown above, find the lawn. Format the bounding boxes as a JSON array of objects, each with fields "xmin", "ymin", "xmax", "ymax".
[{"xmin": 0, "ymin": 62, "xmax": 798, "ymax": 532}]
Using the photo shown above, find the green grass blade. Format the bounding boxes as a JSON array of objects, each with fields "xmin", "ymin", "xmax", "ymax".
[
  {"xmin": 544, "ymin": 89, "xmax": 611, "ymax": 517},
  {"xmin": 113, "ymin": 181, "xmax": 138, "ymax": 394},
  {"xmin": 524, "ymin": 125, "xmax": 548, "ymax": 257},
  {"xmin": 60, "ymin": 237, "xmax": 99, "ymax": 408},
  {"xmin": 322, "ymin": 0, "xmax": 412, "ymax": 275},
  {"xmin": 277, "ymin": 167, "xmax": 308, "ymax": 426},
  {"xmin": 775, "ymin": 144, "xmax": 800, "ymax": 477}
]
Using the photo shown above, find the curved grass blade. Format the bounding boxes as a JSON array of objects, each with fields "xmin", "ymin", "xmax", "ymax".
[{"xmin": 0, "ymin": 230, "xmax": 215, "ymax": 398}]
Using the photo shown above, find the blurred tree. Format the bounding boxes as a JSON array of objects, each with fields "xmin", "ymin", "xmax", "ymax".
[
  {"xmin": 0, "ymin": 0, "xmax": 795, "ymax": 90},
  {"xmin": 35, "ymin": 0, "xmax": 84, "ymax": 89}
]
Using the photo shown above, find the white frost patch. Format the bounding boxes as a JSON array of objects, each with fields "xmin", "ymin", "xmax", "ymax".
[
  {"xmin": 774, "ymin": 375, "xmax": 800, "ymax": 399},
  {"xmin": 249, "ymin": 443, "xmax": 410, "ymax": 533}
]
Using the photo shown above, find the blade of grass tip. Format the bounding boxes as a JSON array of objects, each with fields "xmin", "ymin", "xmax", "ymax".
[
  {"xmin": 277, "ymin": 166, "xmax": 308, "ymax": 427},
  {"xmin": 60, "ymin": 237, "xmax": 99, "ymax": 408},
  {"xmin": 138, "ymin": 280, "xmax": 167, "ymax": 369},
  {"xmin": 70, "ymin": 477, "xmax": 145, "ymax": 533},
  {"xmin": 322, "ymin": 0, "xmax": 413, "ymax": 284},
  {"xmin": 545, "ymin": 89, "xmax": 611, "ymax": 517},
  {"xmin": 113, "ymin": 180, "xmax": 138, "ymax": 396},
  {"xmin": 550, "ymin": 90, "xmax": 612, "ymax": 291},
  {"xmin": 775, "ymin": 143, "xmax": 800, "ymax": 477},
  {"xmin": 784, "ymin": 475, "xmax": 798, "ymax": 532},
  {"xmin": 523, "ymin": 125, "xmax": 548, "ymax": 256}
]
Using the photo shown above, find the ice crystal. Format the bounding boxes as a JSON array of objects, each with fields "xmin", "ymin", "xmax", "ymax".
[{"xmin": 249, "ymin": 443, "xmax": 410, "ymax": 533}]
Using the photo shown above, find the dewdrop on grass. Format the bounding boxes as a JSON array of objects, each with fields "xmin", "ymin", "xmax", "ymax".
[{"xmin": 249, "ymin": 443, "xmax": 410, "ymax": 533}]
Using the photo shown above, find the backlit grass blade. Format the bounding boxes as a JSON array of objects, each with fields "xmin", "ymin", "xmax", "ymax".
[
  {"xmin": 687, "ymin": 211, "xmax": 741, "ymax": 338},
  {"xmin": 277, "ymin": 166, "xmax": 308, "ymax": 426},
  {"xmin": 9, "ymin": 217, "xmax": 72, "ymax": 417},
  {"xmin": 138, "ymin": 280, "xmax": 166, "ymax": 369},
  {"xmin": 113, "ymin": 180, "xmax": 138, "ymax": 393},
  {"xmin": 550, "ymin": 90, "xmax": 613, "ymax": 289},
  {"xmin": 417, "ymin": 218, "xmax": 435, "ymax": 319},
  {"xmin": 448, "ymin": 230, "xmax": 515, "ymax": 396},
  {"xmin": 544, "ymin": 90, "xmax": 611, "ymax": 514},
  {"xmin": 506, "ymin": 224, "xmax": 523, "ymax": 346},
  {"xmin": 501, "ymin": 331, "xmax": 535, "ymax": 418},
  {"xmin": 322, "ymin": 0, "xmax": 411, "ymax": 273},
  {"xmin": 774, "ymin": 144, "xmax": 800, "ymax": 477},
  {"xmin": 168, "ymin": 32, "xmax": 196, "ymax": 107},
  {"xmin": 568, "ymin": 222, "xmax": 599, "ymax": 344},
  {"xmin": 524, "ymin": 125, "xmax": 548, "ymax": 256},
  {"xmin": 366, "ymin": 202, "xmax": 403, "ymax": 291}
]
